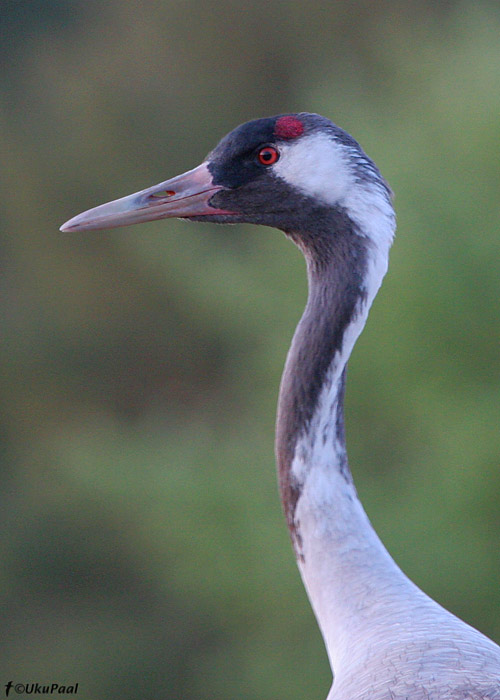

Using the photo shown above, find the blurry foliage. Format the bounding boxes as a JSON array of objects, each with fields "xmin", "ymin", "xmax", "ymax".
[{"xmin": 1, "ymin": 1, "xmax": 499, "ymax": 698}]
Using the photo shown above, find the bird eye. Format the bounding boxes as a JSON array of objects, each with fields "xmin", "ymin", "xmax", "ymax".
[{"xmin": 257, "ymin": 146, "xmax": 279, "ymax": 166}]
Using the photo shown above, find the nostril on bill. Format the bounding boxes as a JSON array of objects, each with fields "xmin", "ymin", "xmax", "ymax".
[{"xmin": 152, "ymin": 190, "xmax": 176, "ymax": 198}]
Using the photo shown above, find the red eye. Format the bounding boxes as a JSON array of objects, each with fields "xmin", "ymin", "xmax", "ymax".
[{"xmin": 257, "ymin": 146, "xmax": 279, "ymax": 165}]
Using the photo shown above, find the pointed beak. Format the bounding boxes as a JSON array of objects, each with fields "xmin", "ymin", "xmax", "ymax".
[{"xmin": 60, "ymin": 162, "xmax": 233, "ymax": 232}]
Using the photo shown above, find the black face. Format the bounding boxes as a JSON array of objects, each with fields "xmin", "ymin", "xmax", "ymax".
[
  {"xmin": 208, "ymin": 116, "xmax": 285, "ymax": 189},
  {"xmin": 188, "ymin": 112, "xmax": 390, "ymax": 271},
  {"xmin": 194, "ymin": 112, "xmax": 385, "ymax": 236},
  {"xmin": 189, "ymin": 114, "xmax": 317, "ymax": 229}
]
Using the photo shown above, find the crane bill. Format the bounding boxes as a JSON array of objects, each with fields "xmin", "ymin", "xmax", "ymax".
[{"xmin": 60, "ymin": 162, "xmax": 234, "ymax": 232}]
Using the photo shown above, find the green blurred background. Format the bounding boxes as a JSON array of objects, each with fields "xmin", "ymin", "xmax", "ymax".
[{"xmin": 1, "ymin": 1, "xmax": 499, "ymax": 698}]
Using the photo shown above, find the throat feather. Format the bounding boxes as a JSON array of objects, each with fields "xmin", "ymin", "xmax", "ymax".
[{"xmin": 275, "ymin": 215, "xmax": 371, "ymax": 543}]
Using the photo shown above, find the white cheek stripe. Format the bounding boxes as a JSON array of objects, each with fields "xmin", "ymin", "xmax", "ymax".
[
  {"xmin": 273, "ymin": 134, "xmax": 353, "ymax": 206},
  {"xmin": 273, "ymin": 133, "xmax": 395, "ymax": 256}
]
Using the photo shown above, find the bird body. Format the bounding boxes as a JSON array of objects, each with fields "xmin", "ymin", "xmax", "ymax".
[{"xmin": 61, "ymin": 113, "xmax": 500, "ymax": 699}]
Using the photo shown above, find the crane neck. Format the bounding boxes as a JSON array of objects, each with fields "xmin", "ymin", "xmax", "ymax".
[
  {"xmin": 275, "ymin": 202, "xmax": 401, "ymax": 670},
  {"xmin": 275, "ymin": 205, "xmax": 391, "ymax": 544}
]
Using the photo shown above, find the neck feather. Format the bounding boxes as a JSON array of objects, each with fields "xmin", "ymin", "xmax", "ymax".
[
  {"xmin": 275, "ymin": 203, "xmax": 401, "ymax": 667},
  {"xmin": 276, "ymin": 205, "xmax": 388, "ymax": 543}
]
